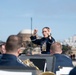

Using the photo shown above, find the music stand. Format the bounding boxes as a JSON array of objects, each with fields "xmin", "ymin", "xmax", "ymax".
[{"xmin": 19, "ymin": 54, "xmax": 56, "ymax": 72}]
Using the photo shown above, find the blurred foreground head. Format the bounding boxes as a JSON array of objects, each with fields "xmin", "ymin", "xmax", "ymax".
[
  {"xmin": 50, "ymin": 42, "xmax": 62, "ymax": 54},
  {"xmin": 5, "ymin": 35, "xmax": 23, "ymax": 56}
]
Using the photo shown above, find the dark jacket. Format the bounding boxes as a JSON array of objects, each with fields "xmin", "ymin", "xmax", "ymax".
[
  {"xmin": 0, "ymin": 54, "xmax": 2, "ymax": 59},
  {"xmin": 0, "ymin": 54, "xmax": 28, "ymax": 67},
  {"xmin": 54, "ymin": 54, "xmax": 73, "ymax": 73},
  {"xmin": 69, "ymin": 67, "xmax": 76, "ymax": 75},
  {"xmin": 30, "ymin": 36, "xmax": 55, "ymax": 54}
]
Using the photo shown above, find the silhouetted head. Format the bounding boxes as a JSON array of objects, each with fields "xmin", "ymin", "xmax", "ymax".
[{"xmin": 5, "ymin": 35, "xmax": 23, "ymax": 56}]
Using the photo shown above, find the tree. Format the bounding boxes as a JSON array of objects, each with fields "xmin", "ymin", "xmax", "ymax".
[{"xmin": 62, "ymin": 44, "xmax": 72, "ymax": 54}]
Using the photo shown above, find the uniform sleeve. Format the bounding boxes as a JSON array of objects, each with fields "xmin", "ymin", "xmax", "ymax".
[
  {"xmin": 30, "ymin": 36, "xmax": 41, "ymax": 45},
  {"xmin": 48, "ymin": 37, "xmax": 55, "ymax": 44}
]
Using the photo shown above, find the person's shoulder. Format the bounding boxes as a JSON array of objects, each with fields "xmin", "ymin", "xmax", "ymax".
[
  {"xmin": 51, "ymin": 36, "xmax": 55, "ymax": 41},
  {"xmin": 54, "ymin": 54, "xmax": 60, "ymax": 56},
  {"xmin": 61, "ymin": 54, "xmax": 73, "ymax": 63},
  {"xmin": 62, "ymin": 54, "xmax": 71, "ymax": 59},
  {"xmin": 54, "ymin": 54, "xmax": 71, "ymax": 59},
  {"xmin": 69, "ymin": 67, "xmax": 76, "ymax": 75}
]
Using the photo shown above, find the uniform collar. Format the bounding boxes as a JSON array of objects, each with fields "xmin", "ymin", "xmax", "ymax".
[{"xmin": 1, "ymin": 54, "xmax": 17, "ymax": 60}]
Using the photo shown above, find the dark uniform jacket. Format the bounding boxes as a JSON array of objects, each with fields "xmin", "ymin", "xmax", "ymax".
[
  {"xmin": 30, "ymin": 36, "xmax": 55, "ymax": 54},
  {"xmin": 54, "ymin": 54, "xmax": 73, "ymax": 73},
  {"xmin": 69, "ymin": 67, "xmax": 76, "ymax": 75},
  {"xmin": 0, "ymin": 54, "xmax": 28, "ymax": 67}
]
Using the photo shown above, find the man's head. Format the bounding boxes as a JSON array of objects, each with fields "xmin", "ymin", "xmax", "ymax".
[
  {"xmin": 0, "ymin": 41, "xmax": 6, "ymax": 54},
  {"xmin": 50, "ymin": 42, "xmax": 62, "ymax": 54},
  {"xmin": 42, "ymin": 27, "xmax": 51, "ymax": 38},
  {"xmin": 5, "ymin": 35, "xmax": 23, "ymax": 56}
]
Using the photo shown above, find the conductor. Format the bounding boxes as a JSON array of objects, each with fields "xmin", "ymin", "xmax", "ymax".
[{"xmin": 30, "ymin": 27, "xmax": 55, "ymax": 54}]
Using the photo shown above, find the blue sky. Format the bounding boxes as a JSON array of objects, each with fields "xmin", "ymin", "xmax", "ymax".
[{"xmin": 0, "ymin": 0, "xmax": 76, "ymax": 41}]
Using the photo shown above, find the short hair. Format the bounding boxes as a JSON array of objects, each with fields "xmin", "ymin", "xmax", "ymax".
[
  {"xmin": 42, "ymin": 27, "xmax": 51, "ymax": 33},
  {"xmin": 50, "ymin": 42, "xmax": 62, "ymax": 51},
  {"xmin": 42, "ymin": 27, "xmax": 50, "ymax": 30},
  {"xmin": 0, "ymin": 41, "xmax": 5, "ymax": 46},
  {"xmin": 5, "ymin": 35, "xmax": 22, "ymax": 52}
]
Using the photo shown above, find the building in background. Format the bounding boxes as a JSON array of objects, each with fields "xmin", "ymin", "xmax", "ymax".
[
  {"xmin": 62, "ymin": 35, "xmax": 76, "ymax": 48},
  {"xmin": 18, "ymin": 29, "xmax": 33, "ymax": 41},
  {"xmin": 61, "ymin": 35, "xmax": 76, "ymax": 55},
  {"xmin": 17, "ymin": 29, "xmax": 41, "ymax": 54}
]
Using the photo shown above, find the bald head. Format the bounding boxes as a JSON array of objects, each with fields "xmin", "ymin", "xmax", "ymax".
[{"xmin": 50, "ymin": 42, "xmax": 62, "ymax": 54}]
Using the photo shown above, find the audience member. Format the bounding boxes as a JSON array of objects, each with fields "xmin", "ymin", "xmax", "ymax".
[
  {"xmin": 0, "ymin": 41, "xmax": 6, "ymax": 59},
  {"xmin": 0, "ymin": 35, "xmax": 29, "ymax": 67},
  {"xmin": 26, "ymin": 49, "xmax": 32, "ymax": 55},
  {"xmin": 0, "ymin": 41, "xmax": 6, "ymax": 54},
  {"xmin": 50, "ymin": 42, "xmax": 73, "ymax": 73},
  {"xmin": 30, "ymin": 27, "xmax": 55, "ymax": 54},
  {"xmin": 32, "ymin": 47, "xmax": 41, "ymax": 55}
]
